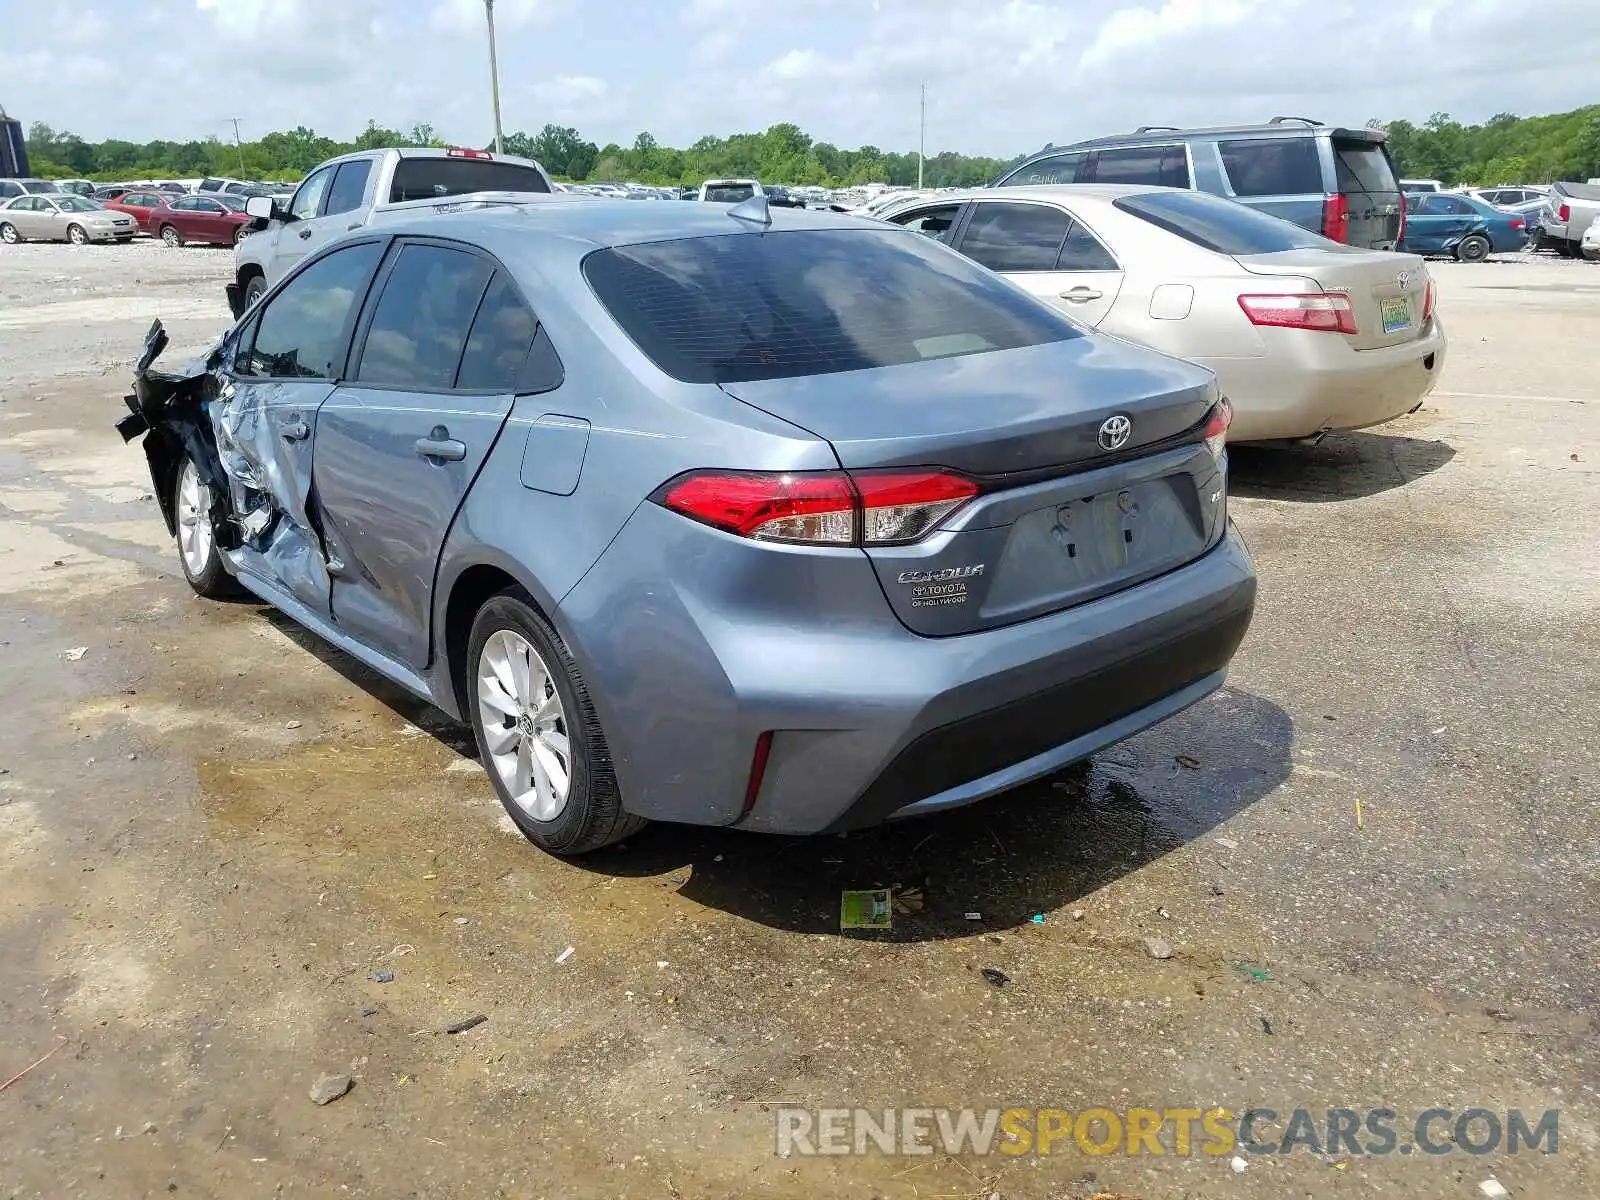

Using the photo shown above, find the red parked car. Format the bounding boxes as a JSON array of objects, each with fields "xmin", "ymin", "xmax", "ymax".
[
  {"xmin": 100, "ymin": 189, "xmax": 170, "ymax": 234},
  {"xmin": 150, "ymin": 194, "xmax": 255, "ymax": 247}
]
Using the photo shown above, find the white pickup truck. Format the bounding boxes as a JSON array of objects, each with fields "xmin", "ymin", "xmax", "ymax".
[
  {"xmin": 1536, "ymin": 181, "xmax": 1600, "ymax": 259},
  {"xmin": 229, "ymin": 146, "xmax": 555, "ymax": 316}
]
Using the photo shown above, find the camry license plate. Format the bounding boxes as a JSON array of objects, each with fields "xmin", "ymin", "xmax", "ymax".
[{"xmin": 1380, "ymin": 295, "xmax": 1412, "ymax": 333}]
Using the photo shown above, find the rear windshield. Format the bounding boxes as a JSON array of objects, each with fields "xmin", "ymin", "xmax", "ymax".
[
  {"xmin": 389, "ymin": 158, "xmax": 550, "ymax": 203},
  {"xmin": 583, "ymin": 229, "xmax": 1076, "ymax": 384},
  {"xmin": 1333, "ymin": 140, "xmax": 1399, "ymax": 196},
  {"xmin": 704, "ymin": 184, "xmax": 756, "ymax": 203},
  {"xmin": 1114, "ymin": 190, "xmax": 1332, "ymax": 255},
  {"xmin": 1219, "ymin": 137, "xmax": 1322, "ymax": 197}
]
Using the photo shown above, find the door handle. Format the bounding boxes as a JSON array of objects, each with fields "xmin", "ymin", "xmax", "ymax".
[
  {"xmin": 346, "ymin": 223, "xmax": 362, "ymax": 231},
  {"xmin": 1059, "ymin": 287, "xmax": 1104, "ymax": 302},
  {"xmin": 298, "ymin": 227, "xmax": 313, "ymax": 239},
  {"xmin": 281, "ymin": 420, "xmax": 310, "ymax": 442},
  {"xmin": 415, "ymin": 427, "xmax": 467, "ymax": 461}
]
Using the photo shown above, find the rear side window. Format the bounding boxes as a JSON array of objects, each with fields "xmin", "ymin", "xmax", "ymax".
[
  {"xmin": 356, "ymin": 244, "xmax": 494, "ymax": 389},
  {"xmin": 1333, "ymin": 140, "xmax": 1399, "ymax": 196},
  {"xmin": 389, "ymin": 158, "xmax": 550, "ymax": 203},
  {"xmin": 325, "ymin": 160, "xmax": 372, "ymax": 216},
  {"xmin": 243, "ymin": 242, "xmax": 384, "ymax": 379},
  {"xmin": 1004, "ymin": 152, "xmax": 1087, "ymax": 185},
  {"xmin": 890, "ymin": 203, "xmax": 961, "ymax": 243},
  {"xmin": 1114, "ymin": 190, "xmax": 1332, "ymax": 255},
  {"xmin": 1219, "ymin": 137, "xmax": 1322, "ymax": 197},
  {"xmin": 959, "ymin": 202, "xmax": 1071, "ymax": 272},
  {"xmin": 1088, "ymin": 145, "xmax": 1189, "ymax": 187},
  {"xmin": 583, "ymin": 229, "xmax": 1075, "ymax": 385},
  {"xmin": 456, "ymin": 273, "xmax": 540, "ymax": 391},
  {"xmin": 1056, "ymin": 222, "xmax": 1118, "ymax": 271}
]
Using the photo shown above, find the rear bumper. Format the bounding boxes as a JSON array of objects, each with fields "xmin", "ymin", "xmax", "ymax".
[
  {"xmin": 1207, "ymin": 316, "xmax": 1448, "ymax": 443},
  {"xmin": 560, "ymin": 504, "xmax": 1256, "ymax": 835}
]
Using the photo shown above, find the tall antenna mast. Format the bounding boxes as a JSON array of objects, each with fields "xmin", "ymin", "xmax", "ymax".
[
  {"xmin": 228, "ymin": 117, "xmax": 246, "ymax": 177},
  {"xmin": 485, "ymin": 0, "xmax": 505, "ymax": 155}
]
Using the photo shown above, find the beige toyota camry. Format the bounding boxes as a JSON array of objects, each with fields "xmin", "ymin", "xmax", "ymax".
[{"xmin": 884, "ymin": 184, "xmax": 1446, "ymax": 444}]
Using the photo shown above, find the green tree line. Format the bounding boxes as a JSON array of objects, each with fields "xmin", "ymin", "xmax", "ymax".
[{"xmin": 20, "ymin": 105, "xmax": 1600, "ymax": 188}]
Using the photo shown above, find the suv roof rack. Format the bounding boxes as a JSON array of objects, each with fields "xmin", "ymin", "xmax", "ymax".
[
  {"xmin": 1135, "ymin": 125, "xmax": 1181, "ymax": 133},
  {"xmin": 1268, "ymin": 115, "xmax": 1323, "ymax": 127}
]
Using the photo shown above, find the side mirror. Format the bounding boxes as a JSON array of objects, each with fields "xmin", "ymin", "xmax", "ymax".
[{"xmin": 244, "ymin": 196, "xmax": 276, "ymax": 221}]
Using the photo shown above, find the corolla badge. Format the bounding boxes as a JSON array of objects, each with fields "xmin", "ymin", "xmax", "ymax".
[{"xmin": 1098, "ymin": 414, "xmax": 1132, "ymax": 451}]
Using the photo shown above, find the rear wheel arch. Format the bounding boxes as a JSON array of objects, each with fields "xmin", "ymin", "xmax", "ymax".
[{"xmin": 440, "ymin": 560, "xmax": 566, "ymax": 720}]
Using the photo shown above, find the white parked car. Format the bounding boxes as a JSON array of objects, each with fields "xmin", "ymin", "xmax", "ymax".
[
  {"xmin": 884, "ymin": 185, "xmax": 1447, "ymax": 444},
  {"xmin": 1582, "ymin": 215, "xmax": 1600, "ymax": 261},
  {"xmin": 698, "ymin": 178, "xmax": 764, "ymax": 203},
  {"xmin": 0, "ymin": 193, "xmax": 137, "ymax": 244}
]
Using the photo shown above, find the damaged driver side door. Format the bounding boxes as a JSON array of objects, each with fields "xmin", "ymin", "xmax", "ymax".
[{"xmin": 216, "ymin": 240, "xmax": 386, "ymax": 618}]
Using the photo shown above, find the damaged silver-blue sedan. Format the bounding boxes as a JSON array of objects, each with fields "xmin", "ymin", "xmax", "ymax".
[{"xmin": 118, "ymin": 199, "xmax": 1256, "ymax": 856}]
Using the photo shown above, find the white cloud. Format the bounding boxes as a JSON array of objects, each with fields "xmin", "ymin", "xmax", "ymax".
[{"xmin": 763, "ymin": 50, "xmax": 823, "ymax": 81}]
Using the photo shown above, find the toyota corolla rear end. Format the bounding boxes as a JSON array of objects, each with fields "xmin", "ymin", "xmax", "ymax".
[
  {"xmin": 560, "ymin": 222, "xmax": 1257, "ymax": 834},
  {"xmin": 1113, "ymin": 190, "xmax": 1447, "ymax": 444}
]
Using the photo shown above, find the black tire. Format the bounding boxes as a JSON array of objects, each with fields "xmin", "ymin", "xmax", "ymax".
[
  {"xmin": 466, "ymin": 590, "xmax": 645, "ymax": 855},
  {"xmin": 242, "ymin": 273, "xmax": 267, "ymax": 308},
  {"xmin": 0, "ymin": 222, "xmax": 20, "ymax": 244},
  {"xmin": 1555, "ymin": 240, "xmax": 1579, "ymax": 259},
  {"xmin": 233, "ymin": 225, "xmax": 249, "ymax": 246},
  {"xmin": 1455, "ymin": 233, "xmax": 1490, "ymax": 263},
  {"xmin": 67, "ymin": 224, "xmax": 89, "ymax": 246},
  {"xmin": 160, "ymin": 224, "xmax": 183, "ymax": 248},
  {"xmin": 171, "ymin": 454, "xmax": 240, "ymax": 598}
]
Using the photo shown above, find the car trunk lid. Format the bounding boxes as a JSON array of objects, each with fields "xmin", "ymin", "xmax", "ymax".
[
  {"xmin": 1232, "ymin": 247, "xmax": 1430, "ymax": 351},
  {"xmin": 720, "ymin": 337, "xmax": 1227, "ymax": 635}
]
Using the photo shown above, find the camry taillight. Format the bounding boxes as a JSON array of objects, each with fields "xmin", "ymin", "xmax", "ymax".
[
  {"xmin": 655, "ymin": 469, "xmax": 978, "ymax": 546},
  {"xmin": 1237, "ymin": 293, "xmax": 1358, "ymax": 335},
  {"xmin": 1202, "ymin": 398, "xmax": 1232, "ymax": 459},
  {"xmin": 1422, "ymin": 278, "xmax": 1437, "ymax": 324},
  {"xmin": 1321, "ymin": 193, "xmax": 1350, "ymax": 243}
]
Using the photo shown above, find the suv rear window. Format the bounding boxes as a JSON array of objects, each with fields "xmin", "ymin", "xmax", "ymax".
[
  {"xmin": 704, "ymin": 184, "xmax": 756, "ymax": 203},
  {"xmin": 583, "ymin": 229, "xmax": 1075, "ymax": 384},
  {"xmin": 1114, "ymin": 190, "xmax": 1332, "ymax": 255},
  {"xmin": 389, "ymin": 158, "xmax": 550, "ymax": 203},
  {"xmin": 1333, "ymin": 140, "xmax": 1399, "ymax": 196},
  {"xmin": 1219, "ymin": 137, "xmax": 1322, "ymax": 197}
]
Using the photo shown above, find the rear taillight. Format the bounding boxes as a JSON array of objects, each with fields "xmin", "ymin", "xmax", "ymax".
[
  {"xmin": 1558, "ymin": 204, "xmax": 1570, "ymax": 223},
  {"xmin": 1321, "ymin": 193, "xmax": 1350, "ymax": 243},
  {"xmin": 655, "ymin": 469, "xmax": 978, "ymax": 546},
  {"xmin": 1237, "ymin": 293, "xmax": 1358, "ymax": 335},
  {"xmin": 1202, "ymin": 398, "xmax": 1232, "ymax": 459},
  {"xmin": 1422, "ymin": 278, "xmax": 1437, "ymax": 324},
  {"xmin": 1397, "ymin": 193, "xmax": 1408, "ymax": 244}
]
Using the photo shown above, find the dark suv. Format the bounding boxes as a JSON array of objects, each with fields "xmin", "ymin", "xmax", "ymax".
[{"xmin": 995, "ymin": 117, "xmax": 1405, "ymax": 251}]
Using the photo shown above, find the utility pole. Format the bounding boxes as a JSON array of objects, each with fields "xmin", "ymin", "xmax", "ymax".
[
  {"xmin": 228, "ymin": 117, "xmax": 246, "ymax": 177},
  {"xmin": 917, "ymin": 83, "xmax": 925, "ymax": 190},
  {"xmin": 484, "ymin": 0, "xmax": 505, "ymax": 155}
]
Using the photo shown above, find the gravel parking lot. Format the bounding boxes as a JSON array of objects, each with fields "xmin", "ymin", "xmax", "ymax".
[{"xmin": 1, "ymin": 241, "xmax": 1596, "ymax": 1200}]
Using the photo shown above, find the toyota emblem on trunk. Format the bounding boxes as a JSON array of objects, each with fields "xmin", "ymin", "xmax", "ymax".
[
  {"xmin": 1396, "ymin": 269, "xmax": 1413, "ymax": 289},
  {"xmin": 1098, "ymin": 414, "xmax": 1132, "ymax": 451}
]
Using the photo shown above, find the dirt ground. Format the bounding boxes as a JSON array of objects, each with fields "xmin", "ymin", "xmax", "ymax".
[{"xmin": 0, "ymin": 239, "xmax": 1596, "ymax": 1200}]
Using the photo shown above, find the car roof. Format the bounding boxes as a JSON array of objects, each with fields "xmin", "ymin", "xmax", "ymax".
[
  {"xmin": 379, "ymin": 197, "xmax": 878, "ymax": 251},
  {"xmin": 1043, "ymin": 121, "xmax": 1380, "ymax": 153},
  {"xmin": 893, "ymin": 183, "xmax": 1170, "ymax": 205}
]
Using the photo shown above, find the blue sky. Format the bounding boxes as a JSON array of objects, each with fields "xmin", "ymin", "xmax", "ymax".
[{"xmin": 4, "ymin": 0, "xmax": 1599, "ymax": 158}]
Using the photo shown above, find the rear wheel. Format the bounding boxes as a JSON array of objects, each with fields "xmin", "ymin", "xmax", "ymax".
[
  {"xmin": 233, "ymin": 225, "xmax": 249, "ymax": 246},
  {"xmin": 173, "ymin": 455, "xmax": 238, "ymax": 598},
  {"xmin": 0, "ymin": 223, "xmax": 19, "ymax": 244},
  {"xmin": 67, "ymin": 224, "xmax": 89, "ymax": 246},
  {"xmin": 1455, "ymin": 234, "xmax": 1490, "ymax": 263},
  {"xmin": 160, "ymin": 224, "xmax": 183, "ymax": 248},
  {"xmin": 466, "ymin": 591, "xmax": 644, "ymax": 855}
]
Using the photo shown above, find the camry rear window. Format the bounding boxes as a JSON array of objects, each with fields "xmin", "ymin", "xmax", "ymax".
[
  {"xmin": 1114, "ymin": 191, "xmax": 1332, "ymax": 255},
  {"xmin": 389, "ymin": 159, "xmax": 550, "ymax": 203},
  {"xmin": 583, "ymin": 229, "xmax": 1075, "ymax": 384}
]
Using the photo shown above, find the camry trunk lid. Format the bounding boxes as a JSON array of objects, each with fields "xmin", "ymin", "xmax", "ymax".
[
  {"xmin": 721, "ymin": 337, "xmax": 1228, "ymax": 636},
  {"xmin": 1233, "ymin": 247, "xmax": 1430, "ymax": 350}
]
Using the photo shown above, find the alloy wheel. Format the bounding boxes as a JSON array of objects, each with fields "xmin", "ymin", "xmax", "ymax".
[
  {"xmin": 476, "ymin": 629, "xmax": 572, "ymax": 822},
  {"xmin": 176, "ymin": 458, "xmax": 214, "ymax": 577}
]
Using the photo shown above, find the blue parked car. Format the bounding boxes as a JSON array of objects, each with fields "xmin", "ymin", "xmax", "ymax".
[{"xmin": 1401, "ymin": 192, "xmax": 1529, "ymax": 261}]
